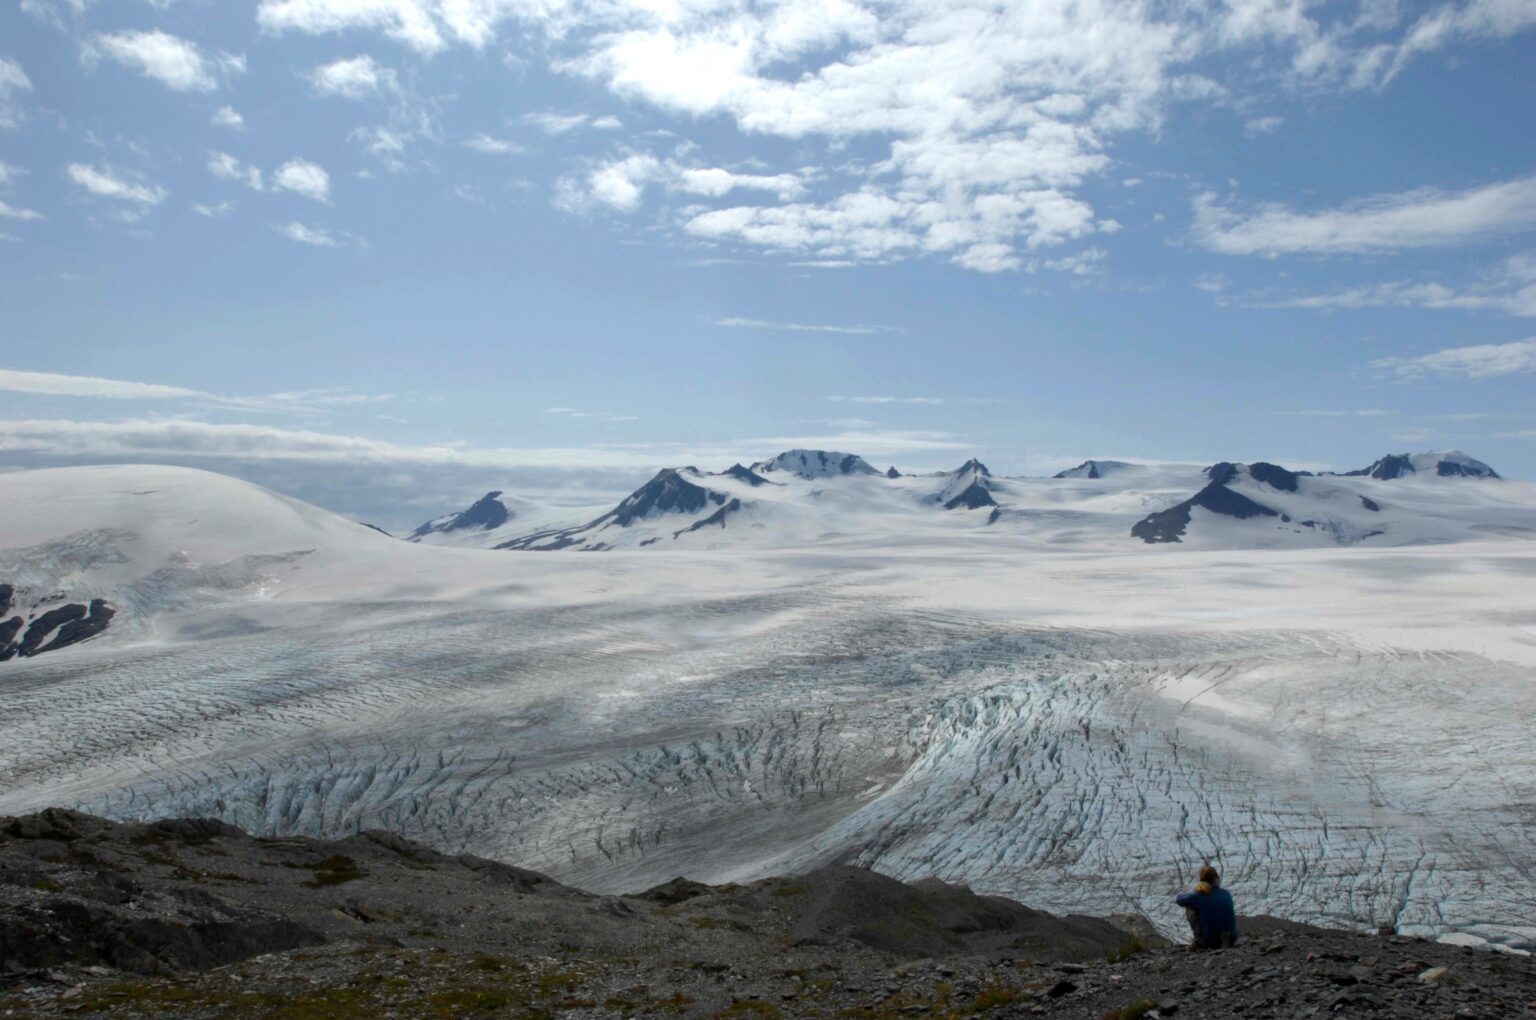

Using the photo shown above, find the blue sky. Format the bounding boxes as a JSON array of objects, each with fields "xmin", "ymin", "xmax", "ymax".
[{"xmin": 1, "ymin": 0, "xmax": 1534, "ymax": 527}]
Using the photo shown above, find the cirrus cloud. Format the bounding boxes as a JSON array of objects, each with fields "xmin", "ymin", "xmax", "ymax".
[
  {"xmin": 1371, "ymin": 338, "xmax": 1536, "ymax": 380},
  {"xmin": 1192, "ymin": 176, "xmax": 1536, "ymax": 257}
]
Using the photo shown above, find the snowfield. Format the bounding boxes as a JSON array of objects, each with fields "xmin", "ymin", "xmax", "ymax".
[{"xmin": 1, "ymin": 462, "xmax": 1534, "ymax": 953}]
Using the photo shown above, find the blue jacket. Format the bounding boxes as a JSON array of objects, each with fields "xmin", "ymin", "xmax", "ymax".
[{"xmin": 1176, "ymin": 886, "xmax": 1238, "ymax": 947}]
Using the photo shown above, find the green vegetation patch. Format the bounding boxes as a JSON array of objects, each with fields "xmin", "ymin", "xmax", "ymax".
[
  {"xmin": 1106, "ymin": 936, "xmax": 1150, "ymax": 964},
  {"xmin": 300, "ymin": 854, "xmax": 368, "ymax": 887}
]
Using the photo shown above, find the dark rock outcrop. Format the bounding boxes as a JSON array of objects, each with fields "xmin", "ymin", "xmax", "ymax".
[
  {"xmin": 1205, "ymin": 462, "xmax": 1241, "ymax": 486},
  {"xmin": 722, "ymin": 463, "xmax": 771, "ymax": 487},
  {"xmin": 751, "ymin": 449, "xmax": 880, "ymax": 478},
  {"xmin": 608, "ymin": 470, "xmax": 721, "ymax": 526},
  {"xmin": 410, "ymin": 491, "xmax": 511, "ymax": 538},
  {"xmin": 1247, "ymin": 462, "xmax": 1300, "ymax": 492},
  {"xmin": 0, "ymin": 583, "xmax": 11, "ymax": 618},
  {"xmin": 34, "ymin": 599, "xmax": 115, "ymax": 656},
  {"xmin": 498, "ymin": 470, "xmax": 730, "ymax": 551},
  {"xmin": 945, "ymin": 482, "xmax": 998, "ymax": 510},
  {"xmin": 1053, "ymin": 460, "xmax": 1130, "ymax": 479},
  {"xmin": 1343, "ymin": 452, "xmax": 1500, "ymax": 480},
  {"xmin": 886, "ymin": 466, "xmax": 901, "ymax": 479},
  {"xmin": 673, "ymin": 498, "xmax": 743, "ymax": 537},
  {"xmin": 1132, "ymin": 481, "xmax": 1279, "ymax": 544},
  {"xmin": 1, "ymin": 598, "xmax": 116, "ymax": 661},
  {"xmin": 1347, "ymin": 454, "xmax": 1416, "ymax": 480}
]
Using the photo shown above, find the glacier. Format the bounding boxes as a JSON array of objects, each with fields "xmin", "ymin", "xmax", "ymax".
[{"xmin": 1, "ymin": 463, "xmax": 1534, "ymax": 953}]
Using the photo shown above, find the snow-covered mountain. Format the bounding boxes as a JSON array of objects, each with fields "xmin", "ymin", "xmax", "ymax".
[
  {"xmin": 407, "ymin": 490, "xmax": 606, "ymax": 549},
  {"xmin": 751, "ymin": 449, "xmax": 880, "ymax": 478},
  {"xmin": 1340, "ymin": 449, "xmax": 1500, "ymax": 480},
  {"xmin": 1129, "ymin": 453, "xmax": 1520, "ymax": 546},
  {"xmin": 477, "ymin": 448, "xmax": 1528, "ymax": 553},
  {"xmin": 1052, "ymin": 459, "xmax": 1132, "ymax": 479},
  {"xmin": 935, "ymin": 458, "xmax": 998, "ymax": 510}
]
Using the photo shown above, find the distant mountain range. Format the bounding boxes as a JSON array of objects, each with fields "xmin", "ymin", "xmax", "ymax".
[{"xmin": 408, "ymin": 448, "xmax": 1515, "ymax": 552}]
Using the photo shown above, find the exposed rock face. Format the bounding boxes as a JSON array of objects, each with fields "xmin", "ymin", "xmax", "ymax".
[
  {"xmin": 33, "ymin": 599, "xmax": 115, "ymax": 656},
  {"xmin": 1132, "ymin": 481, "xmax": 1279, "ymax": 544},
  {"xmin": 1361, "ymin": 495, "xmax": 1381, "ymax": 512},
  {"xmin": 673, "ymin": 498, "xmax": 743, "ymax": 537},
  {"xmin": 1344, "ymin": 451, "xmax": 1500, "ymax": 480},
  {"xmin": 497, "ymin": 469, "xmax": 731, "ymax": 551},
  {"xmin": 1352, "ymin": 454, "xmax": 1416, "ymax": 480},
  {"xmin": 752, "ymin": 449, "xmax": 880, "ymax": 478},
  {"xmin": 722, "ymin": 463, "xmax": 771, "ymax": 487},
  {"xmin": 945, "ymin": 483, "xmax": 998, "ymax": 510},
  {"xmin": 939, "ymin": 459, "xmax": 998, "ymax": 510},
  {"xmin": 1205, "ymin": 462, "xmax": 1241, "ymax": 486},
  {"xmin": 1053, "ymin": 460, "xmax": 1131, "ymax": 479},
  {"xmin": 409, "ymin": 491, "xmax": 511, "ymax": 538},
  {"xmin": 1247, "ymin": 462, "xmax": 1300, "ymax": 492},
  {"xmin": 606, "ymin": 470, "xmax": 720, "ymax": 526},
  {"xmin": 0, "ymin": 587, "xmax": 116, "ymax": 662},
  {"xmin": 886, "ymin": 466, "xmax": 902, "ymax": 479}
]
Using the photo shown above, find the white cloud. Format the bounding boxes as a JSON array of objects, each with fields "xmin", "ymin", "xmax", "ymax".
[
  {"xmin": 0, "ymin": 417, "xmax": 969, "ymax": 471},
  {"xmin": 278, "ymin": 220, "xmax": 341, "ymax": 246},
  {"xmin": 1244, "ymin": 115, "xmax": 1283, "ymax": 135},
  {"xmin": 0, "ymin": 57, "xmax": 32, "ymax": 129},
  {"xmin": 1371, "ymin": 338, "xmax": 1536, "ymax": 380},
  {"xmin": 830, "ymin": 395, "xmax": 944, "ymax": 405},
  {"xmin": 193, "ymin": 200, "xmax": 236, "ymax": 217},
  {"xmin": 86, "ymin": 0, "xmax": 1536, "ymax": 275},
  {"xmin": 546, "ymin": 406, "xmax": 639, "ymax": 422},
  {"xmin": 590, "ymin": 115, "xmax": 623, "ymax": 130},
  {"xmin": 211, "ymin": 105, "xmax": 245, "ymax": 130},
  {"xmin": 307, "ymin": 54, "xmax": 395, "ymax": 99},
  {"xmin": 0, "ymin": 199, "xmax": 43, "ymax": 221},
  {"xmin": 207, "ymin": 151, "xmax": 264, "ymax": 190},
  {"xmin": 1259, "ymin": 253, "xmax": 1536, "ymax": 317},
  {"xmin": 1362, "ymin": 0, "xmax": 1536, "ymax": 88},
  {"xmin": 677, "ymin": 168, "xmax": 803, "ymax": 201},
  {"xmin": 1194, "ymin": 272, "xmax": 1229, "ymax": 293},
  {"xmin": 273, "ymin": 159, "xmax": 331, "ymax": 202},
  {"xmin": 525, "ymin": 111, "xmax": 595, "ymax": 134},
  {"xmin": 0, "ymin": 160, "xmax": 23, "ymax": 187},
  {"xmin": 257, "ymin": 0, "xmax": 446, "ymax": 53},
  {"xmin": 1026, "ymin": 246, "xmax": 1106, "ymax": 275},
  {"xmin": 88, "ymin": 30, "xmax": 242, "ymax": 93},
  {"xmin": 0, "ymin": 368, "xmax": 201, "ymax": 400},
  {"xmin": 462, "ymin": 133, "xmax": 522, "ymax": 155},
  {"xmin": 716, "ymin": 317, "xmax": 902, "ymax": 335},
  {"xmin": 0, "ymin": 366, "xmax": 391, "ymax": 415},
  {"xmin": 1275, "ymin": 409, "xmax": 1396, "ymax": 417},
  {"xmin": 1192, "ymin": 176, "xmax": 1536, "ymax": 256},
  {"xmin": 65, "ymin": 163, "xmax": 166, "ymax": 205}
]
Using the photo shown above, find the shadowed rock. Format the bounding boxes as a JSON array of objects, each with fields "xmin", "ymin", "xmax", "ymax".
[
  {"xmin": 944, "ymin": 482, "xmax": 998, "ymax": 510},
  {"xmin": 1247, "ymin": 462, "xmax": 1300, "ymax": 492},
  {"xmin": 410, "ymin": 491, "xmax": 511, "ymax": 538},
  {"xmin": 722, "ymin": 464, "xmax": 771, "ymax": 487},
  {"xmin": 1132, "ymin": 481, "xmax": 1279, "ymax": 544}
]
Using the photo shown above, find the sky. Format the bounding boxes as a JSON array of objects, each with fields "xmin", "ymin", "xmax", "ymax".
[{"xmin": 1, "ymin": 0, "xmax": 1534, "ymax": 529}]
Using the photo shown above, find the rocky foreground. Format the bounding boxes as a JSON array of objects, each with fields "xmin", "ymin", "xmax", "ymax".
[{"xmin": 0, "ymin": 811, "xmax": 1531, "ymax": 1019}]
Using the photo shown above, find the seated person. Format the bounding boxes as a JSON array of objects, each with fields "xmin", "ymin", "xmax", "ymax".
[{"xmin": 1176, "ymin": 864, "xmax": 1238, "ymax": 949}]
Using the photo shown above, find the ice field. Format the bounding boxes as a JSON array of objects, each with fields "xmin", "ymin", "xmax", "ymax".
[{"xmin": 1, "ymin": 464, "xmax": 1534, "ymax": 951}]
